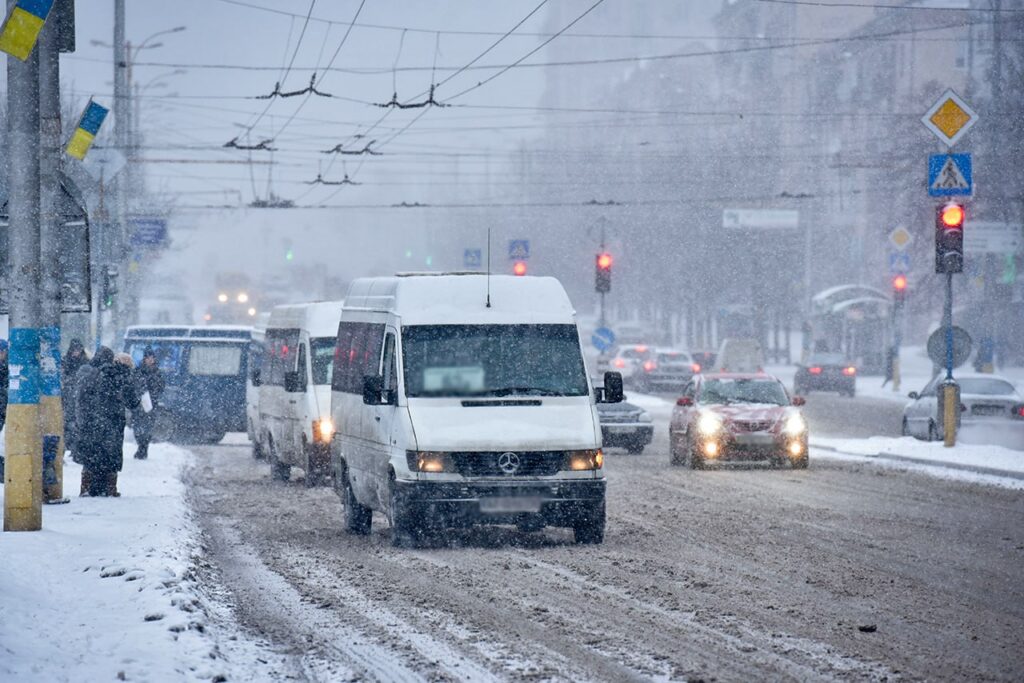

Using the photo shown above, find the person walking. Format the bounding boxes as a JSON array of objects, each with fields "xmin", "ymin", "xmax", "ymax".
[
  {"xmin": 0, "ymin": 340, "xmax": 8, "ymax": 478},
  {"xmin": 131, "ymin": 346, "xmax": 165, "ymax": 460},
  {"xmin": 75, "ymin": 348, "xmax": 140, "ymax": 497},
  {"xmin": 61, "ymin": 338, "xmax": 90, "ymax": 455}
]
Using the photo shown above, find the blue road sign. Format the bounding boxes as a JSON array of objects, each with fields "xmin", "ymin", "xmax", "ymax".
[
  {"xmin": 130, "ymin": 216, "xmax": 168, "ymax": 248},
  {"xmin": 463, "ymin": 248, "xmax": 482, "ymax": 269},
  {"xmin": 592, "ymin": 327, "xmax": 616, "ymax": 352},
  {"xmin": 928, "ymin": 153, "xmax": 972, "ymax": 197},
  {"xmin": 508, "ymin": 239, "xmax": 530, "ymax": 260},
  {"xmin": 889, "ymin": 251, "xmax": 910, "ymax": 274}
]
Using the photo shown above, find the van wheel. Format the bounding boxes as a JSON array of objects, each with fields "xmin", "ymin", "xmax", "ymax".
[
  {"xmin": 928, "ymin": 422, "xmax": 941, "ymax": 442},
  {"xmin": 572, "ymin": 503, "xmax": 606, "ymax": 544},
  {"xmin": 269, "ymin": 442, "xmax": 291, "ymax": 482},
  {"xmin": 901, "ymin": 419, "xmax": 910, "ymax": 437},
  {"xmin": 626, "ymin": 443, "xmax": 645, "ymax": 455},
  {"xmin": 342, "ymin": 468, "xmax": 372, "ymax": 535},
  {"xmin": 251, "ymin": 439, "xmax": 265, "ymax": 460}
]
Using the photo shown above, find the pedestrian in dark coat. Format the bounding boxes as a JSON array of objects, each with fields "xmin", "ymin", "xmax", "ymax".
[
  {"xmin": 61, "ymin": 338, "xmax": 90, "ymax": 453},
  {"xmin": 75, "ymin": 348, "xmax": 140, "ymax": 497},
  {"xmin": 131, "ymin": 346, "xmax": 165, "ymax": 460},
  {"xmin": 0, "ymin": 339, "xmax": 8, "ymax": 478}
]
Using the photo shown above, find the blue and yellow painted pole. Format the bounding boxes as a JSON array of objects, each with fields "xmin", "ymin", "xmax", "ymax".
[
  {"xmin": 4, "ymin": 329, "xmax": 43, "ymax": 531},
  {"xmin": 39, "ymin": 327, "xmax": 64, "ymax": 501}
]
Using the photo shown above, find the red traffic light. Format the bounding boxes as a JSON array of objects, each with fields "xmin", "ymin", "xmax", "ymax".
[
  {"xmin": 893, "ymin": 274, "xmax": 907, "ymax": 291},
  {"xmin": 940, "ymin": 203, "xmax": 964, "ymax": 228},
  {"xmin": 512, "ymin": 260, "xmax": 527, "ymax": 276},
  {"xmin": 597, "ymin": 252, "xmax": 613, "ymax": 269}
]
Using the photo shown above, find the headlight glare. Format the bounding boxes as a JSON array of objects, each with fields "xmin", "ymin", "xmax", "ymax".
[
  {"xmin": 696, "ymin": 411, "xmax": 723, "ymax": 436},
  {"xmin": 406, "ymin": 451, "xmax": 455, "ymax": 473},
  {"xmin": 315, "ymin": 417, "xmax": 335, "ymax": 441},
  {"xmin": 567, "ymin": 449, "xmax": 603, "ymax": 470},
  {"xmin": 783, "ymin": 413, "xmax": 807, "ymax": 436}
]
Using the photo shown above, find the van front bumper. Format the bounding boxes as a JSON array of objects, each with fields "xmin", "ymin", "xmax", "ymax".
[{"xmin": 392, "ymin": 479, "xmax": 605, "ymax": 529}]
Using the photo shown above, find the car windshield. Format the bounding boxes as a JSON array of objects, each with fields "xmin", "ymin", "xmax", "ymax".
[
  {"xmin": 699, "ymin": 378, "xmax": 789, "ymax": 406},
  {"xmin": 809, "ymin": 353, "xmax": 845, "ymax": 365},
  {"xmin": 620, "ymin": 348, "xmax": 649, "ymax": 359},
  {"xmin": 402, "ymin": 324, "xmax": 589, "ymax": 398},
  {"xmin": 310, "ymin": 337, "xmax": 335, "ymax": 385},
  {"xmin": 958, "ymin": 378, "xmax": 1016, "ymax": 396}
]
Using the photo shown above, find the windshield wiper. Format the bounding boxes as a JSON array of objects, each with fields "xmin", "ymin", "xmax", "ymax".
[{"xmin": 487, "ymin": 387, "xmax": 563, "ymax": 397}]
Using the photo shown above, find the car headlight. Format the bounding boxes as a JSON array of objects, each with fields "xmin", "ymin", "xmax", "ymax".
[
  {"xmin": 314, "ymin": 417, "xmax": 335, "ymax": 442},
  {"xmin": 406, "ymin": 451, "xmax": 456, "ymax": 473},
  {"xmin": 696, "ymin": 411, "xmax": 723, "ymax": 436},
  {"xmin": 638, "ymin": 412, "xmax": 653, "ymax": 423},
  {"xmin": 783, "ymin": 413, "xmax": 807, "ymax": 436},
  {"xmin": 566, "ymin": 449, "xmax": 603, "ymax": 471}
]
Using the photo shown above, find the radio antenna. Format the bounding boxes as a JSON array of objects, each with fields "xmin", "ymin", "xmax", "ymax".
[{"xmin": 485, "ymin": 227, "xmax": 492, "ymax": 308}]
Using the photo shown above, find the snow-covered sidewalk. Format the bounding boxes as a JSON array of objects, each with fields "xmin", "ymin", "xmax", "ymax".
[{"xmin": 0, "ymin": 443, "xmax": 269, "ymax": 682}]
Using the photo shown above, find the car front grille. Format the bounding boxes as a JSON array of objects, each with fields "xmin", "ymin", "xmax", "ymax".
[{"xmin": 451, "ymin": 451, "xmax": 566, "ymax": 477}]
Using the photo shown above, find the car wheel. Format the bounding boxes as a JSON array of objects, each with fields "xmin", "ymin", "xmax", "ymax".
[
  {"xmin": 269, "ymin": 440, "xmax": 291, "ymax": 482},
  {"xmin": 901, "ymin": 418, "xmax": 910, "ymax": 437},
  {"xmin": 669, "ymin": 435, "xmax": 685, "ymax": 466},
  {"xmin": 792, "ymin": 455, "xmax": 809, "ymax": 469},
  {"xmin": 688, "ymin": 439, "xmax": 705, "ymax": 470},
  {"xmin": 572, "ymin": 502, "xmax": 606, "ymax": 545},
  {"xmin": 928, "ymin": 422, "xmax": 941, "ymax": 442},
  {"xmin": 342, "ymin": 465, "xmax": 372, "ymax": 535},
  {"xmin": 251, "ymin": 438, "xmax": 265, "ymax": 460}
]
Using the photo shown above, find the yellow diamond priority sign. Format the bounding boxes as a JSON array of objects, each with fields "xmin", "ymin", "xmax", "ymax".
[
  {"xmin": 889, "ymin": 226, "xmax": 913, "ymax": 251},
  {"xmin": 922, "ymin": 89, "xmax": 977, "ymax": 147}
]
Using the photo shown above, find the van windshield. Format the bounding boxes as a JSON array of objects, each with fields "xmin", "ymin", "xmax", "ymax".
[
  {"xmin": 403, "ymin": 324, "xmax": 589, "ymax": 398},
  {"xmin": 310, "ymin": 337, "xmax": 335, "ymax": 385}
]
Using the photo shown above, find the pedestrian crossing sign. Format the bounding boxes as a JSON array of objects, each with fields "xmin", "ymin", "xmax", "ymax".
[{"xmin": 928, "ymin": 154, "xmax": 972, "ymax": 197}]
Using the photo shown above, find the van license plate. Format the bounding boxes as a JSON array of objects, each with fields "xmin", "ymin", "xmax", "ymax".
[{"xmin": 479, "ymin": 497, "xmax": 542, "ymax": 514}]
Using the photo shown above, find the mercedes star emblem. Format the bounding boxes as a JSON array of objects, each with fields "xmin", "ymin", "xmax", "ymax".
[{"xmin": 497, "ymin": 452, "xmax": 521, "ymax": 475}]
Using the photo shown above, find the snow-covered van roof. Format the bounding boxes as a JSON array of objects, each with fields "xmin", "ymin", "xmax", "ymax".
[
  {"xmin": 125, "ymin": 325, "xmax": 252, "ymax": 342},
  {"xmin": 266, "ymin": 301, "xmax": 344, "ymax": 337},
  {"xmin": 343, "ymin": 274, "xmax": 576, "ymax": 326}
]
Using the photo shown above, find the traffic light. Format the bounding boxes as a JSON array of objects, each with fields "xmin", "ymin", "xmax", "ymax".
[
  {"xmin": 512, "ymin": 260, "xmax": 527, "ymax": 276},
  {"xmin": 892, "ymin": 274, "xmax": 907, "ymax": 305},
  {"xmin": 100, "ymin": 265, "xmax": 119, "ymax": 310},
  {"xmin": 595, "ymin": 252, "xmax": 612, "ymax": 293},
  {"xmin": 935, "ymin": 202, "xmax": 965, "ymax": 273}
]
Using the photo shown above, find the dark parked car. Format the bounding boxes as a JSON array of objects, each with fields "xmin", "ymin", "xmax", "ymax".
[
  {"xmin": 794, "ymin": 352, "xmax": 856, "ymax": 397},
  {"xmin": 597, "ymin": 398, "xmax": 654, "ymax": 454},
  {"xmin": 690, "ymin": 350, "xmax": 717, "ymax": 374}
]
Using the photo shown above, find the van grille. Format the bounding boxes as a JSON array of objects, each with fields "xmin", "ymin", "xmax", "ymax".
[{"xmin": 451, "ymin": 451, "xmax": 565, "ymax": 477}]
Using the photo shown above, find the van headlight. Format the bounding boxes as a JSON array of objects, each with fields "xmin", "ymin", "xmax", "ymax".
[
  {"xmin": 566, "ymin": 449, "xmax": 603, "ymax": 471},
  {"xmin": 314, "ymin": 417, "xmax": 334, "ymax": 442},
  {"xmin": 406, "ymin": 451, "xmax": 455, "ymax": 473},
  {"xmin": 696, "ymin": 411, "xmax": 723, "ymax": 436},
  {"xmin": 783, "ymin": 413, "xmax": 807, "ymax": 436}
]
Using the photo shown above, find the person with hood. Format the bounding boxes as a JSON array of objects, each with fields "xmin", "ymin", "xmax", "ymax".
[
  {"xmin": 131, "ymin": 346, "xmax": 165, "ymax": 460},
  {"xmin": 61, "ymin": 338, "xmax": 90, "ymax": 454},
  {"xmin": 75, "ymin": 348, "xmax": 140, "ymax": 497}
]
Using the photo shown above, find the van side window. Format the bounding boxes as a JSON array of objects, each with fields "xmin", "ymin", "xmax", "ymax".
[
  {"xmin": 332, "ymin": 321, "xmax": 386, "ymax": 393},
  {"xmin": 382, "ymin": 333, "xmax": 396, "ymax": 393},
  {"xmin": 266, "ymin": 328, "xmax": 300, "ymax": 386}
]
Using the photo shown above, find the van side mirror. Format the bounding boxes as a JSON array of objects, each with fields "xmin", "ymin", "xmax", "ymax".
[
  {"xmin": 251, "ymin": 368, "xmax": 261, "ymax": 387},
  {"xmin": 363, "ymin": 375, "xmax": 385, "ymax": 405},
  {"xmin": 284, "ymin": 370, "xmax": 304, "ymax": 393},
  {"xmin": 791, "ymin": 396, "xmax": 806, "ymax": 407},
  {"xmin": 598, "ymin": 371, "xmax": 624, "ymax": 404},
  {"xmin": 907, "ymin": 391, "xmax": 919, "ymax": 400}
]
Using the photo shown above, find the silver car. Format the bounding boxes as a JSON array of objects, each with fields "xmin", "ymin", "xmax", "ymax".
[{"xmin": 902, "ymin": 373, "xmax": 1024, "ymax": 441}]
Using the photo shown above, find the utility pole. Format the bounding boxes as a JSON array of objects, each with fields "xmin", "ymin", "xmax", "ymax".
[
  {"xmin": 4, "ymin": 40, "xmax": 43, "ymax": 531},
  {"xmin": 38, "ymin": 12, "xmax": 66, "ymax": 503},
  {"xmin": 111, "ymin": 0, "xmax": 128, "ymax": 344}
]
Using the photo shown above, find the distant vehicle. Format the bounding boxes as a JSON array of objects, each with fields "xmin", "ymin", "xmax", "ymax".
[
  {"xmin": 124, "ymin": 325, "xmax": 252, "ymax": 444},
  {"xmin": 794, "ymin": 352, "xmax": 857, "ymax": 397},
  {"xmin": 614, "ymin": 324, "xmax": 651, "ymax": 347},
  {"xmin": 330, "ymin": 273, "xmax": 622, "ymax": 546},
  {"xmin": 597, "ymin": 397, "xmax": 653, "ymax": 454},
  {"xmin": 635, "ymin": 348, "xmax": 697, "ymax": 392},
  {"xmin": 902, "ymin": 373, "xmax": 1024, "ymax": 441},
  {"xmin": 689, "ymin": 350, "xmax": 717, "ymax": 374},
  {"xmin": 713, "ymin": 338, "xmax": 765, "ymax": 374},
  {"xmin": 609, "ymin": 344, "xmax": 654, "ymax": 385},
  {"xmin": 669, "ymin": 373, "xmax": 808, "ymax": 469},
  {"xmin": 206, "ymin": 272, "xmax": 261, "ymax": 325},
  {"xmin": 254, "ymin": 301, "xmax": 344, "ymax": 487}
]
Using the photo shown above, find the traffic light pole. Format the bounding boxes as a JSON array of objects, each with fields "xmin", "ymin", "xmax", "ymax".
[
  {"xmin": 4, "ymin": 43, "xmax": 44, "ymax": 532},
  {"xmin": 942, "ymin": 261, "xmax": 958, "ymax": 448}
]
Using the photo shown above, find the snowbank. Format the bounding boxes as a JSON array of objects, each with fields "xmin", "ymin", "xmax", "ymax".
[{"xmin": 0, "ymin": 444, "xmax": 262, "ymax": 682}]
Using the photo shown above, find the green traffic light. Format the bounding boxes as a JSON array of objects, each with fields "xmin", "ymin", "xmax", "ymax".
[{"xmin": 285, "ymin": 248, "xmax": 294, "ymax": 261}]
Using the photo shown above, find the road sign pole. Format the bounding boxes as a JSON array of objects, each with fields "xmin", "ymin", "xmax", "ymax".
[
  {"xmin": 4, "ymin": 39, "xmax": 44, "ymax": 532},
  {"xmin": 942, "ymin": 271, "xmax": 958, "ymax": 447}
]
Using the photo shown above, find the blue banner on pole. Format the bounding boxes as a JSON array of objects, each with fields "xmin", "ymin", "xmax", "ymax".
[{"xmin": 8, "ymin": 327, "xmax": 40, "ymax": 404}]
